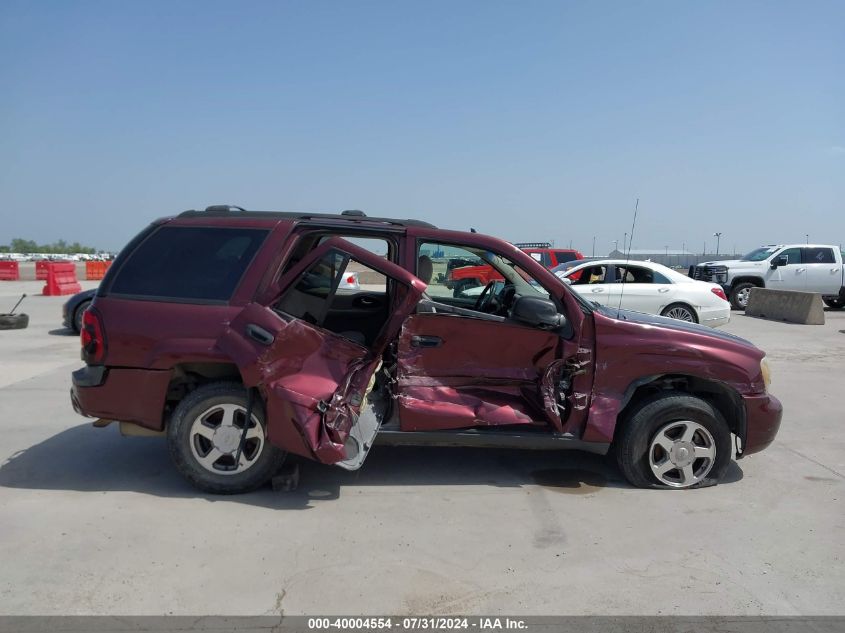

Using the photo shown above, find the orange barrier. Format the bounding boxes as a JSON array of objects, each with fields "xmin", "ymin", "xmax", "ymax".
[
  {"xmin": 0, "ymin": 261, "xmax": 20, "ymax": 281},
  {"xmin": 42, "ymin": 262, "xmax": 82, "ymax": 296},
  {"xmin": 85, "ymin": 260, "xmax": 112, "ymax": 280}
]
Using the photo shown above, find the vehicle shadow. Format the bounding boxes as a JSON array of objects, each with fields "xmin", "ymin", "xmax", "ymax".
[
  {"xmin": 48, "ymin": 327, "xmax": 76, "ymax": 336},
  {"xmin": 0, "ymin": 423, "xmax": 743, "ymax": 509}
]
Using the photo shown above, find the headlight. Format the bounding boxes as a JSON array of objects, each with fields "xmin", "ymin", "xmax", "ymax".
[{"xmin": 760, "ymin": 358, "xmax": 771, "ymax": 391}]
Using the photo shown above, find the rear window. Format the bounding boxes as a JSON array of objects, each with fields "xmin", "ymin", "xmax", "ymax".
[
  {"xmin": 109, "ymin": 226, "xmax": 268, "ymax": 302},
  {"xmin": 553, "ymin": 250, "xmax": 578, "ymax": 264}
]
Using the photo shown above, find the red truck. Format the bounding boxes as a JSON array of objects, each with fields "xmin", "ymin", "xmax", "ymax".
[
  {"xmin": 447, "ymin": 242, "xmax": 584, "ymax": 296},
  {"xmin": 71, "ymin": 207, "xmax": 780, "ymax": 494}
]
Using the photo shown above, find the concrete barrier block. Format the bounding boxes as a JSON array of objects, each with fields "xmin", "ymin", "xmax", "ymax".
[{"xmin": 746, "ymin": 288, "xmax": 825, "ymax": 325}]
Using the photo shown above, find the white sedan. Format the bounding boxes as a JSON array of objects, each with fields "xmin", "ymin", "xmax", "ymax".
[{"xmin": 556, "ymin": 259, "xmax": 731, "ymax": 328}]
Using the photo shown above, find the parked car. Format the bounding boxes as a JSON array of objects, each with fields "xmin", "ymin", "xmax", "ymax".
[
  {"xmin": 691, "ymin": 244, "xmax": 845, "ymax": 310},
  {"xmin": 446, "ymin": 242, "xmax": 583, "ymax": 296},
  {"xmin": 62, "ymin": 288, "xmax": 96, "ymax": 333},
  {"xmin": 555, "ymin": 259, "xmax": 731, "ymax": 327},
  {"xmin": 71, "ymin": 206, "xmax": 781, "ymax": 493}
]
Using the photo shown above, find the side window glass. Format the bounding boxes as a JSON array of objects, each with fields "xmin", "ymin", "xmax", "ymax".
[
  {"xmin": 779, "ymin": 248, "xmax": 801, "ymax": 264},
  {"xmin": 803, "ymin": 248, "xmax": 835, "ymax": 264},
  {"xmin": 574, "ymin": 265, "xmax": 606, "ymax": 285},
  {"xmin": 614, "ymin": 266, "xmax": 652, "ymax": 283},
  {"xmin": 419, "ymin": 243, "xmax": 486, "ymax": 300},
  {"xmin": 275, "ymin": 249, "xmax": 388, "ymax": 341},
  {"xmin": 653, "ymin": 271, "xmax": 672, "ymax": 284}
]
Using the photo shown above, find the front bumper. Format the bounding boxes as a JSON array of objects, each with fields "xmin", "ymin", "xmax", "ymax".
[{"xmin": 740, "ymin": 393, "xmax": 783, "ymax": 456}]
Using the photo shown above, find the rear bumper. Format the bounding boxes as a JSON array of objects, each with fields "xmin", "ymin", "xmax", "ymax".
[
  {"xmin": 740, "ymin": 393, "xmax": 783, "ymax": 456},
  {"xmin": 699, "ymin": 305, "xmax": 731, "ymax": 328},
  {"xmin": 71, "ymin": 365, "xmax": 171, "ymax": 431}
]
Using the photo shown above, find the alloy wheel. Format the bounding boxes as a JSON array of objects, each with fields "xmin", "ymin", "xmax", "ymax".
[
  {"xmin": 648, "ymin": 420, "xmax": 716, "ymax": 488},
  {"xmin": 189, "ymin": 403, "xmax": 264, "ymax": 475}
]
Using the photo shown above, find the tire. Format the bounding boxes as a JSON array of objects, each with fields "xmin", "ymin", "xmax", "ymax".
[
  {"xmin": 615, "ymin": 392, "xmax": 732, "ymax": 489},
  {"xmin": 729, "ymin": 282, "xmax": 755, "ymax": 310},
  {"xmin": 167, "ymin": 382, "xmax": 286, "ymax": 494},
  {"xmin": 660, "ymin": 303, "xmax": 698, "ymax": 323},
  {"xmin": 823, "ymin": 297, "xmax": 845, "ymax": 309},
  {"xmin": 73, "ymin": 300, "xmax": 91, "ymax": 333},
  {"xmin": 0, "ymin": 313, "xmax": 29, "ymax": 330}
]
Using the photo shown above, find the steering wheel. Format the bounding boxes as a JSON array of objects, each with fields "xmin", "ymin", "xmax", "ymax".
[{"xmin": 473, "ymin": 281, "xmax": 498, "ymax": 312}]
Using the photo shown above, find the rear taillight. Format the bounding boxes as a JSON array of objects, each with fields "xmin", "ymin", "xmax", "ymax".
[
  {"xmin": 81, "ymin": 307, "xmax": 106, "ymax": 365},
  {"xmin": 711, "ymin": 287, "xmax": 728, "ymax": 302}
]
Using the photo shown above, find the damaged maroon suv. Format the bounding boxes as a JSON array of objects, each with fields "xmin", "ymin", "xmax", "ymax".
[{"xmin": 71, "ymin": 206, "xmax": 782, "ymax": 493}]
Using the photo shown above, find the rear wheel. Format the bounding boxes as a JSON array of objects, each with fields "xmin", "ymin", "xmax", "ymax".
[
  {"xmin": 615, "ymin": 392, "xmax": 732, "ymax": 489},
  {"xmin": 167, "ymin": 382, "xmax": 286, "ymax": 494},
  {"xmin": 73, "ymin": 300, "xmax": 91, "ymax": 333},
  {"xmin": 661, "ymin": 303, "xmax": 698, "ymax": 323},
  {"xmin": 823, "ymin": 297, "xmax": 845, "ymax": 309},
  {"xmin": 729, "ymin": 282, "xmax": 755, "ymax": 310}
]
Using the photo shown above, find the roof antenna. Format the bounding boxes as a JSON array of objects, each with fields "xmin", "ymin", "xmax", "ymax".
[{"xmin": 616, "ymin": 198, "xmax": 639, "ymax": 318}]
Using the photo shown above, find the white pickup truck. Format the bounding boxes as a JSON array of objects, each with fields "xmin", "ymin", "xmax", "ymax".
[{"xmin": 691, "ymin": 244, "xmax": 845, "ymax": 310}]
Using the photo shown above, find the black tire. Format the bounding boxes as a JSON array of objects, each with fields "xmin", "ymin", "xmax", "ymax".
[
  {"xmin": 167, "ymin": 382, "xmax": 286, "ymax": 494},
  {"xmin": 0, "ymin": 313, "xmax": 29, "ymax": 330},
  {"xmin": 729, "ymin": 282, "xmax": 755, "ymax": 310},
  {"xmin": 614, "ymin": 392, "xmax": 732, "ymax": 489},
  {"xmin": 660, "ymin": 303, "xmax": 698, "ymax": 323},
  {"xmin": 73, "ymin": 300, "xmax": 91, "ymax": 333},
  {"xmin": 823, "ymin": 297, "xmax": 845, "ymax": 309}
]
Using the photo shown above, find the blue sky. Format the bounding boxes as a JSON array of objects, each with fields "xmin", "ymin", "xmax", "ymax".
[{"xmin": 1, "ymin": 0, "xmax": 842, "ymax": 254}]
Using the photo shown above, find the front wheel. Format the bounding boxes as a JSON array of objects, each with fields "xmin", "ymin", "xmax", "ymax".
[
  {"xmin": 661, "ymin": 303, "xmax": 698, "ymax": 323},
  {"xmin": 729, "ymin": 282, "xmax": 755, "ymax": 310},
  {"xmin": 167, "ymin": 382, "xmax": 286, "ymax": 494},
  {"xmin": 823, "ymin": 297, "xmax": 845, "ymax": 309},
  {"xmin": 615, "ymin": 393, "xmax": 732, "ymax": 489}
]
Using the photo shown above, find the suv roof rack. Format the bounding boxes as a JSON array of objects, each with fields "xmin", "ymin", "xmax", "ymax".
[
  {"xmin": 177, "ymin": 206, "xmax": 437, "ymax": 229},
  {"xmin": 512, "ymin": 241, "xmax": 554, "ymax": 249}
]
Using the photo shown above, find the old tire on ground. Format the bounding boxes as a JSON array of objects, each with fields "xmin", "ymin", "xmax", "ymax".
[
  {"xmin": 615, "ymin": 392, "xmax": 732, "ymax": 489},
  {"xmin": 660, "ymin": 303, "xmax": 698, "ymax": 323},
  {"xmin": 823, "ymin": 297, "xmax": 845, "ymax": 309},
  {"xmin": 0, "ymin": 313, "xmax": 29, "ymax": 330},
  {"xmin": 167, "ymin": 382, "xmax": 286, "ymax": 494},
  {"xmin": 73, "ymin": 300, "xmax": 91, "ymax": 333},
  {"xmin": 729, "ymin": 282, "xmax": 755, "ymax": 310}
]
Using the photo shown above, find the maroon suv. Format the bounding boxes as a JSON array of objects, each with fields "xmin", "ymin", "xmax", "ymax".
[{"xmin": 71, "ymin": 206, "xmax": 782, "ymax": 493}]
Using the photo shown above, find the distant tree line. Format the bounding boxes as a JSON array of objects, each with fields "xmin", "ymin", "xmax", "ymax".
[{"xmin": 0, "ymin": 238, "xmax": 99, "ymax": 254}]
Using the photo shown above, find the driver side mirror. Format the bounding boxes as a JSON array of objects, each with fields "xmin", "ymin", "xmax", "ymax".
[
  {"xmin": 559, "ymin": 276, "xmax": 572, "ymax": 285},
  {"xmin": 770, "ymin": 255, "xmax": 788, "ymax": 269},
  {"xmin": 511, "ymin": 296, "xmax": 566, "ymax": 329}
]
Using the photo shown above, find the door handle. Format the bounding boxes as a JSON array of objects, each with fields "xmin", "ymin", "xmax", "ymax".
[
  {"xmin": 410, "ymin": 335, "xmax": 443, "ymax": 348},
  {"xmin": 246, "ymin": 323, "xmax": 275, "ymax": 346},
  {"xmin": 591, "ymin": 287, "xmax": 605, "ymax": 293},
  {"xmin": 797, "ymin": 268, "xmax": 806, "ymax": 273},
  {"xmin": 658, "ymin": 287, "xmax": 670, "ymax": 293},
  {"xmin": 355, "ymin": 295, "xmax": 379, "ymax": 308}
]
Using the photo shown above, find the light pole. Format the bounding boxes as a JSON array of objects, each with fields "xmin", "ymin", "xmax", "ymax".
[
  {"xmin": 624, "ymin": 232, "xmax": 628, "ymax": 253},
  {"xmin": 592, "ymin": 236, "xmax": 596, "ymax": 257},
  {"xmin": 805, "ymin": 233, "xmax": 809, "ymax": 244},
  {"xmin": 713, "ymin": 232, "xmax": 722, "ymax": 255},
  {"xmin": 613, "ymin": 240, "xmax": 619, "ymax": 253}
]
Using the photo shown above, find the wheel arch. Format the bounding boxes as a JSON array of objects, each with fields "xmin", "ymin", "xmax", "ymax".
[
  {"xmin": 616, "ymin": 373, "xmax": 745, "ymax": 446},
  {"xmin": 163, "ymin": 362, "xmax": 244, "ymax": 427},
  {"xmin": 730, "ymin": 276, "xmax": 765, "ymax": 290}
]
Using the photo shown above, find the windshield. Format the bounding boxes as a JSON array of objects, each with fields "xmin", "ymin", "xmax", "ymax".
[{"xmin": 741, "ymin": 247, "xmax": 779, "ymax": 261}]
